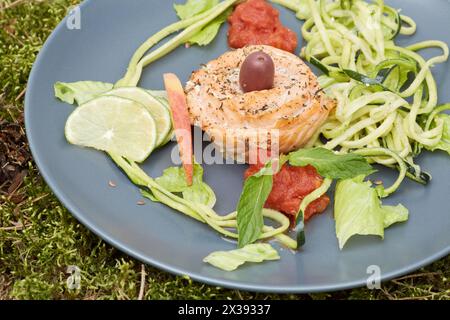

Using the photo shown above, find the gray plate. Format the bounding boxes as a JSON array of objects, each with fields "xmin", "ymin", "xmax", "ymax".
[{"xmin": 25, "ymin": 0, "xmax": 450, "ymax": 293}]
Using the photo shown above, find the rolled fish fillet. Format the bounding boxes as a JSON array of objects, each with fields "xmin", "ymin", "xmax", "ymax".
[{"xmin": 185, "ymin": 45, "xmax": 335, "ymax": 162}]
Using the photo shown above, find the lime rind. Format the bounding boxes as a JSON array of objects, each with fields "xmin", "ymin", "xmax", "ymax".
[
  {"xmin": 65, "ymin": 95, "xmax": 157, "ymax": 162},
  {"xmin": 106, "ymin": 87, "xmax": 172, "ymax": 147}
]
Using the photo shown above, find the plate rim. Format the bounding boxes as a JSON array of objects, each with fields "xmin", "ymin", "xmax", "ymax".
[{"xmin": 24, "ymin": 0, "xmax": 450, "ymax": 293}]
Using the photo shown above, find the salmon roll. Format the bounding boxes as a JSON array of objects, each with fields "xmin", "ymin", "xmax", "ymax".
[{"xmin": 185, "ymin": 45, "xmax": 335, "ymax": 162}]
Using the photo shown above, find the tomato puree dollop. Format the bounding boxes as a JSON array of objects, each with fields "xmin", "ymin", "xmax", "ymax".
[
  {"xmin": 228, "ymin": 0, "xmax": 298, "ymax": 53},
  {"xmin": 245, "ymin": 162, "xmax": 330, "ymax": 225}
]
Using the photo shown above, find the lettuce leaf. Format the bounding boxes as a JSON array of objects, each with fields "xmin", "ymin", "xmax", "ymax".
[
  {"xmin": 428, "ymin": 114, "xmax": 450, "ymax": 155},
  {"xmin": 54, "ymin": 81, "xmax": 113, "ymax": 105},
  {"xmin": 271, "ymin": 0, "xmax": 311, "ymax": 19},
  {"xmin": 155, "ymin": 164, "xmax": 216, "ymax": 207},
  {"xmin": 182, "ymin": 183, "xmax": 216, "ymax": 208},
  {"xmin": 156, "ymin": 163, "xmax": 203, "ymax": 191},
  {"xmin": 187, "ymin": 9, "xmax": 231, "ymax": 46},
  {"xmin": 203, "ymin": 243, "xmax": 280, "ymax": 271},
  {"xmin": 296, "ymin": 0, "xmax": 311, "ymax": 20},
  {"xmin": 173, "ymin": 0, "xmax": 230, "ymax": 46},
  {"xmin": 335, "ymin": 176, "xmax": 409, "ymax": 249},
  {"xmin": 174, "ymin": 0, "xmax": 218, "ymax": 20}
]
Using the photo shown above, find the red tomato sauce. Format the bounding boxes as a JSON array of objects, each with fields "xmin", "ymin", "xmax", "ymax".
[
  {"xmin": 245, "ymin": 163, "xmax": 330, "ymax": 225},
  {"xmin": 227, "ymin": 0, "xmax": 298, "ymax": 53}
]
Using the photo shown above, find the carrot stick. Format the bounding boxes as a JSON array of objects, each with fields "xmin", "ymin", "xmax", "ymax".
[{"xmin": 163, "ymin": 73, "xmax": 193, "ymax": 185}]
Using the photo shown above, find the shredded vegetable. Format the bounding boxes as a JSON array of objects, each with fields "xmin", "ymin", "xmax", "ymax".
[
  {"xmin": 273, "ymin": 0, "xmax": 449, "ymax": 192},
  {"xmin": 110, "ymin": 153, "xmax": 298, "ymax": 249},
  {"xmin": 115, "ymin": 0, "xmax": 240, "ymax": 87}
]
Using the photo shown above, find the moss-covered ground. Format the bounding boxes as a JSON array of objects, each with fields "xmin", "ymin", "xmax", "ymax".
[{"xmin": 0, "ymin": 0, "xmax": 448, "ymax": 300}]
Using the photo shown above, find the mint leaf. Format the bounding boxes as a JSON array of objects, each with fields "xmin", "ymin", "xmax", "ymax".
[
  {"xmin": 335, "ymin": 176, "xmax": 409, "ymax": 249},
  {"xmin": 237, "ymin": 162, "xmax": 274, "ymax": 248},
  {"xmin": 203, "ymin": 243, "xmax": 280, "ymax": 271},
  {"xmin": 54, "ymin": 81, "xmax": 113, "ymax": 105},
  {"xmin": 288, "ymin": 148, "xmax": 375, "ymax": 179}
]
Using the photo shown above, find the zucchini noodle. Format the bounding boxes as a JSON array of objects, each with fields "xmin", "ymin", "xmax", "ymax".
[
  {"xmin": 115, "ymin": 0, "xmax": 241, "ymax": 87},
  {"xmin": 299, "ymin": 178, "xmax": 332, "ymax": 214},
  {"xmin": 273, "ymin": 0, "xmax": 449, "ymax": 193},
  {"xmin": 110, "ymin": 153, "xmax": 297, "ymax": 249}
]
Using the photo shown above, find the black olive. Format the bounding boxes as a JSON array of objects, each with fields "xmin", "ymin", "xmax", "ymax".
[{"xmin": 239, "ymin": 51, "xmax": 275, "ymax": 93}]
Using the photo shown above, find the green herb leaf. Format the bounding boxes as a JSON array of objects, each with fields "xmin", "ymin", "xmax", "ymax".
[
  {"xmin": 288, "ymin": 147, "xmax": 375, "ymax": 179},
  {"xmin": 237, "ymin": 162, "xmax": 274, "ymax": 248},
  {"xmin": 54, "ymin": 81, "xmax": 113, "ymax": 105},
  {"xmin": 335, "ymin": 176, "xmax": 409, "ymax": 249},
  {"xmin": 252, "ymin": 156, "xmax": 287, "ymax": 177},
  {"xmin": 203, "ymin": 243, "xmax": 280, "ymax": 271}
]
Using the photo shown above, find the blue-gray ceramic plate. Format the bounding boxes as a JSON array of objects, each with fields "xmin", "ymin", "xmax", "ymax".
[{"xmin": 25, "ymin": 0, "xmax": 450, "ymax": 293}]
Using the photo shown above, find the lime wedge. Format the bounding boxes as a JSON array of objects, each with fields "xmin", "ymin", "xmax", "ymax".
[
  {"xmin": 107, "ymin": 87, "xmax": 172, "ymax": 147},
  {"xmin": 65, "ymin": 96, "xmax": 157, "ymax": 162}
]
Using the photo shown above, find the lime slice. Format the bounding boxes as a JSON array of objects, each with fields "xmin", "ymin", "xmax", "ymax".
[
  {"xmin": 65, "ymin": 96, "xmax": 157, "ymax": 162},
  {"xmin": 107, "ymin": 87, "xmax": 172, "ymax": 147},
  {"xmin": 159, "ymin": 128, "xmax": 174, "ymax": 147},
  {"xmin": 147, "ymin": 90, "xmax": 169, "ymax": 107}
]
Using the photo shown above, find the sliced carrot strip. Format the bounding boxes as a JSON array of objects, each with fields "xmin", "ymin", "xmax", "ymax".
[{"xmin": 163, "ymin": 73, "xmax": 193, "ymax": 185}]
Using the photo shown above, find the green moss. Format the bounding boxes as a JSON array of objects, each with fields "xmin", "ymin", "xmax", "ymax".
[{"xmin": 0, "ymin": 0, "xmax": 448, "ymax": 300}]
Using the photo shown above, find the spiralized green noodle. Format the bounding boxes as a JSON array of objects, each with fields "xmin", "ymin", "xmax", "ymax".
[
  {"xmin": 273, "ymin": 0, "xmax": 449, "ymax": 189},
  {"xmin": 110, "ymin": 153, "xmax": 298, "ymax": 249},
  {"xmin": 115, "ymin": 0, "xmax": 241, "ymax": 87},
  {"xmin": 299, "ymin": 178, "xmax": 332, "ymax": 214}
]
